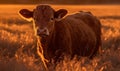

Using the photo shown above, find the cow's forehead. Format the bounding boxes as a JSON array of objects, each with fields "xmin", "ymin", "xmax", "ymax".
[{"xmin": 33, "ymin": 5, "xmax": 54, "ymax": 19}]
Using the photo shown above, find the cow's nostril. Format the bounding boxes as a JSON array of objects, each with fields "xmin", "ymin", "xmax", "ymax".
[{"xmin": 37, "ymin": 29, "xmax": 49, "ymax": 37}]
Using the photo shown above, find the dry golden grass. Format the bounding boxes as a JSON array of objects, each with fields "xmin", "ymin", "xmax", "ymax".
[{"xmin": 0, "ymin": 5, "xmax": 120, "ymax": 71}]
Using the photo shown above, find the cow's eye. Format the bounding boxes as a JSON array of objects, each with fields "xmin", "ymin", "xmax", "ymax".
[{"xmin": 50, "ymin": 17, "xmax": 54, "ymax": 20}]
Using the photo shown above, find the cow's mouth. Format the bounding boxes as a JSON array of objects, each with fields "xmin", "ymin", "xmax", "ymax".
[{"xmin": 37, "ymin": 34, "xmax": 49, "ymax": 38}]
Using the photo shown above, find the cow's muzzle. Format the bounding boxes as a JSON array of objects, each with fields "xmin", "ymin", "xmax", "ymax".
[{"xmin": 37, "ymin": 28, "xmax": 49, "ymax": 37}]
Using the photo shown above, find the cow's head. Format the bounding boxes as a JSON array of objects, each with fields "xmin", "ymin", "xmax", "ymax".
[{"xmin": 19, "ymin": 5, "xmax": 67, "ymax": 37}]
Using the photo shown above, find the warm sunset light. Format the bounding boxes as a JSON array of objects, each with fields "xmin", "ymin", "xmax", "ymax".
[
  {"xmin": 0, "ymin": 0, "xmax": 120, "ymax": 71},
  {"xmin": 0, "ymin": 0, "xmax": 120, "ymax": 4}
]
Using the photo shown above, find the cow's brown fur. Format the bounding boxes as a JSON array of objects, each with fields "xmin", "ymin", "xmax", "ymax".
[
  {"xmin": 19, "ymin": 5, "xmax": 101, "ymax": 65},
  {"xmin": 40, "ymin": 12, "xmax": 101, "ymax": 63},
  {"xmin": 66, "ymin": 12, "xmax": 101, "ymax": 58}
]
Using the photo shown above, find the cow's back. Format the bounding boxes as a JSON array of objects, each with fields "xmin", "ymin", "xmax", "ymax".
[
  {"xmin": 66, "ymin": 11, "xmax": 101, "ymax": 57},
  {"xmin": 63, "ymin": 15, "xmax": 97, "ymax": 57}
]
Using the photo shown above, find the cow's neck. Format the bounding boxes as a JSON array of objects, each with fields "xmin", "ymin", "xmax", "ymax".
[{"xmin": 40, "ymin": 29, "xmax": 56, "ymax": 47}]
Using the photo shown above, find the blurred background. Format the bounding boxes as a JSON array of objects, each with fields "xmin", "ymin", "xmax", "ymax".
[{"xmin": 0, "ymin": 0, "xmax": 120, "ymax": 4}]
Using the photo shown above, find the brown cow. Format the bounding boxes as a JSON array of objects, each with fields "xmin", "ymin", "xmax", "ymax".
[{"xmin": 19, "ymin": 4, "xmax": 101, "ymax": 66}]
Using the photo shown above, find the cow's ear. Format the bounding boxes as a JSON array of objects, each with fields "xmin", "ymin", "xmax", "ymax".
[
  {"xmin": 19, "ymin": 9, "xmax": 33, "ymax": 18},
  {"xmin": 54, "ymin": 9, "xmax": 68, "ymax": 19}
]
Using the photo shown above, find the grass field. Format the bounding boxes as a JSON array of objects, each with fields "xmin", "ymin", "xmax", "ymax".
[{"xmin": 0, "ymin": 5, "xmax": 120, "ymax": 71}]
